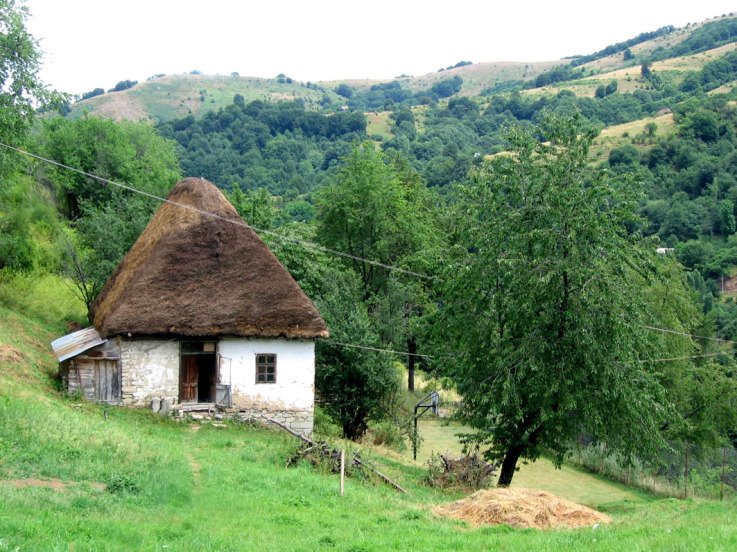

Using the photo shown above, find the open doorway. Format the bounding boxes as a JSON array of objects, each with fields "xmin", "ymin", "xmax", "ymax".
[{"xmin": 180, "ymin": 341, "xmax": 217, "ymax": 403}]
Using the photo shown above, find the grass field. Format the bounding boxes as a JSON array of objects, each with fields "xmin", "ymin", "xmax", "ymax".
[
  {"xmin": 71, "ymin": 74, "xmax": 337, "ymax": 122},
  {"xmin": 589, "ymin": 113, "xmax": 676, "ymax": 162},
  {"xmin": 2, "ymin": 275, "xmax": 737, "ymax": 550},
  {"xmin": 406, "ymin": 418, "xmax": 646, "ymax": 509}
]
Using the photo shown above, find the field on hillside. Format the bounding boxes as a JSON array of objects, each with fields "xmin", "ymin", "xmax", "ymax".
[
  {"xmin": 589, "ymin": 112, "xmax": 676, "ymax": 162},
  {"xmin": 1, "ymin": 275, "xmax": 736, "ymax": 550},
  {"xmin": 527, "ymin": 41, "xmax": 737, "ymax": 99},
  {"xmin": 71, "ymin": 74, "xmax": 337, "ymax": 122}
]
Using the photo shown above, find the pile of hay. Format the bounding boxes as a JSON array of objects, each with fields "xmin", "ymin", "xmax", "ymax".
[{"xmin": 434, "ymin": 487, "xmax": 611, "ymax": 530}]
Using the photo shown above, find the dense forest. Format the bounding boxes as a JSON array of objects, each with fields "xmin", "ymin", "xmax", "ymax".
[{"xmin": 2, "ymin": 4, "xmax": 737, "ymax": 490}]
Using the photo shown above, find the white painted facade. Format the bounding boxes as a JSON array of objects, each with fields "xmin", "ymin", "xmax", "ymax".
[
  {"xmin": 109, "ymin": 336, "xmax": 315, "ymax": 434},
  {"xmin": 218, "ymin": 338, "xmax": 315, "ymax": 411}
]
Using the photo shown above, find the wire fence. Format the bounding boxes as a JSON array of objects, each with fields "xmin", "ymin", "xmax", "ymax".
[{"xmin": 569, "ymin": 440, "xmax": 736, "ymax": 500}]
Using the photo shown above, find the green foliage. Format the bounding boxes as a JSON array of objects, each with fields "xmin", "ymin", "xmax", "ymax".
[
  {"xmin": 315, "ymin": 273, "xmax": 401, "ymax": 440},
  {"xmin": 429, "ymin": 76, "xmax": 463, "ymax": 98},
  {"xmin": 570, "ymin": 25, "xmax": 674, "ymax": 67},
  {"xmin": 315, "ymin": 143, "xmax": 429, "ymax": 298},
  {"xmin": 0, "ymin": 177, "xmax": 62, "ymax": 272},
  {"xmin": 265, "ymin": 223, "xmax": 399, "ymax": 440},
  {"xmin": 0, "ymin": 0, "xmax": 56, "ymax": 174},
  {"xmin": 80, "ymin": 87, "xmax": 105, "ymax": 101},
  {"xmin": 528, "ymin": 65, "xmax": 587, "ymax": 88},
  {"xmin": 438, "ymin": 113, "xmax": 701, "ymax": 486},
  {"xmin": 227, "ymin": 183, "xmax": 277, "ymax": 229},
  {"xmin": 108, "ymin": 80, "xmax": 137, "ymax": 93},
  {"xmin": 366, "ymin": 419, "xmax": 407, "ymax": 452},
  {"xmin": 654, "ymin": 18, "xmax": 737, "ymax": 60},
  {"xmin": 35, "ymin": 116, "xmax": 181, "ymax": 304},
  {"xmin": 334, "ymin": 83, "xmax": 353, "ymax": 98},
  {"xmin": 159, "ymin": 98, "xmax": 366, "ymax": 195}
]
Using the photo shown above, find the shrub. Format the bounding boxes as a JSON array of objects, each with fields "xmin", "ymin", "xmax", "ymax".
[
  {"xmin": 424, "ymin": 453, "xmax": 497, "ymax": 491},
  {"xmin": 366, "ymin": 420, "xmax": 407, "ymax": 452}
]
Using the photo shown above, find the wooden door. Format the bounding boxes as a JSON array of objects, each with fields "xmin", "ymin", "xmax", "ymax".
[
  {"xmin": 180, "ymin": 355, "xmax": 198, "ymax": 402},
  {"xmin": 93, "ymin": 359, "xmax": 121, "ymax": 403}
]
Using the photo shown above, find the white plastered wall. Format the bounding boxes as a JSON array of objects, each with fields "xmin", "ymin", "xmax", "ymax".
[{"xmin": 217, "ymin": 338, "xmax": 315, "ymax": 411}]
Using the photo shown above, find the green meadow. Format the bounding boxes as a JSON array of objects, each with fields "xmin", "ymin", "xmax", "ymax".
[{"xmin": 1, "ymin": 276, "xmax": 736, "ymax": 551}]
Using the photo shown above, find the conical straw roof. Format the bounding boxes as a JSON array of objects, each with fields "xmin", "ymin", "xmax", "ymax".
[{"xmin": 90, "ymin": 178, "xmax": 329, "ymax": 339}]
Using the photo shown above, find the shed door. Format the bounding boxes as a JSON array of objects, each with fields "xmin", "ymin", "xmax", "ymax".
[
  {"xmin": 94, "ymin": 359, "xmax": 121, "ymax": 403},
  {"xmin": 181, "ymin": 355, "xmax": 198, "ymax": 402}
]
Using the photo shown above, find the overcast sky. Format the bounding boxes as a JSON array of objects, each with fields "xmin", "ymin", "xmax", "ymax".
[{"xmin": 23, "ymin": 0, "xmax": 737, "ymax": 95}]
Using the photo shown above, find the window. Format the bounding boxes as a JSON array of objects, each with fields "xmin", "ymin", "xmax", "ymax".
[{"xmin": 256, "ymin": 354, "xmax": 276, "ymax": 383}]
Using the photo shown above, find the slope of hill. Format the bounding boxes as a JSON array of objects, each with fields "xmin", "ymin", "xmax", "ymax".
[
  {"xmin": 525, "ymin": 41, "xmax": 737, "ymax": 98},
  {"xmin": 69, "ymin": 74, "xmax": 340, "ymax": 122},
  {"xmin": 70, "ymin": 61, "xmax": 564, "ymax": 122},
  {"xmin": 1, "ymin": 276, "xmax": 736, "ymax": 550},
  {"xmin": 68, "ymin": 15, "xmax": 737, "ymax": 125}
]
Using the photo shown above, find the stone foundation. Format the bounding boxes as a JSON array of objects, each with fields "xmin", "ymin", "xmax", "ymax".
[{"xmin": 236, "ymin": 408, "xmax": 314, "ymax": 437}]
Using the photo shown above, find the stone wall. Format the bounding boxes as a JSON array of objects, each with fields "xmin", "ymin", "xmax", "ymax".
[
  {"xmin": 118, "ymin": 338, "xmax": 179, "ymax": 406},
  {"xmin": 236, "ymin": 408, "xmax": 314, "ymax": 437}
]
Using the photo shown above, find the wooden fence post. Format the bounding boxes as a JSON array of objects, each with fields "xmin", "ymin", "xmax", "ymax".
[
  {"xmin": 340, "ymin": 448, "xmax": 345, "ymax": 496},
  {"xmin": 721, "ymin": 447, "xmax": 727, "ymax": 501},
  {"xmin": 684, "ymin": 445, "xmax": 689, "ymax": 499}
]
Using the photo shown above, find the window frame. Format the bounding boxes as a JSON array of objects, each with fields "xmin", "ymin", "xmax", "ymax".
[{"xmin": 255, "ymin": 353, "xmax": 277, "ymax": 384}]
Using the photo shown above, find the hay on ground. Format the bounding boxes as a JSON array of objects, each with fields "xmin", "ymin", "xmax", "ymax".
[
  {"xmin": 434, "ymin": 487, "xmax": 611, "ymax": 530},
  {"xmin": 0, "ymin": 344, "xmax": 24, "ymax": 363}
]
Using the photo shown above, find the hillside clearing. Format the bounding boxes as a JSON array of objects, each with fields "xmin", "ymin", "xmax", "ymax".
[
  {"xmin": 527, "ymin": 42, "xmax": 737, "ymax": 99},
  {"xmin": 589, "ymin": 112, "xmax": 676, "ymax": 162}
]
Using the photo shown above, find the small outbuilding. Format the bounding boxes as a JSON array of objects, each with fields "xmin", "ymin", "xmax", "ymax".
[{"xmin": 52, "ymin": 177, "xmax": 328, "ymax": 435}]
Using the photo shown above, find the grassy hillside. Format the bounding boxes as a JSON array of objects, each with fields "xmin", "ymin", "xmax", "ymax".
[
  {"xmin": 70, "ymin": 74, "xmax": 340, "ymax": 122},
  {"xmin": 525, "ymin": 41, "xmax": 737, "ymax": 99},
  {"xmin": 1, "ymin": 275, "xmax": 737, "ymax": 550},
  {"xmin": 588, "ymin": 112, "xmax": 676, "ymax": 162},
  {"xmin": 71, "ymin": 62, "xmax": 564, "ymax": 123}
]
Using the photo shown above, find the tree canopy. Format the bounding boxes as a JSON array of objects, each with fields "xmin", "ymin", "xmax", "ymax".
[{"xmin": 438, "ymin": 114, "xmax": 703, "ymax": 486}]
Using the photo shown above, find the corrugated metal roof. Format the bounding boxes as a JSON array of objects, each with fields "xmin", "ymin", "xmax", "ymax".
[{"xmin": 51, "ymin": 327, "xmax": 107, "ymax": 362}]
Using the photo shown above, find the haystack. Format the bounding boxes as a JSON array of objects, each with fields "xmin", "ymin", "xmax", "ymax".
[
  {"xmin": 434, "ymin": 487, "xmax": 611, "ymax": 530},
  {"xmin": 89, "ymin": 177, "xmax": 328, "ymax": 339}
]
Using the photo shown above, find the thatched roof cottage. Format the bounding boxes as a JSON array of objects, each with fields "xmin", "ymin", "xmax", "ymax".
[{"xmin": 52, "ymin": 178, "xmax": 328, "ymax": 435}]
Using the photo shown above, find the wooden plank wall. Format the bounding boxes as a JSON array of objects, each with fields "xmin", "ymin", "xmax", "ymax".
[{"xmin": 67, "ymin": 358, "xmax": 121, "ymax": 404}]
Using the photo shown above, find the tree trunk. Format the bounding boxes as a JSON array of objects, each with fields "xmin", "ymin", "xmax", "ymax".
[
  {"xmin": 497, "ymin": 445, "xmax": 524, "ymax": 487},
  {"xmin": 407, "ymin": 337, "xmax": 417, "ymax": 392}
]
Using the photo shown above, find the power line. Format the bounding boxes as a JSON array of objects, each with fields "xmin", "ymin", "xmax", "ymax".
[
  {"xmin": 0, "ymin": 142, "xmax": 431, "ymax": 281},
  {"xmin": 4, "ymin": 142, "xmax": 735, "ymax": 365},
  {"xmin": 329, "ymin": 341, "xmax": 433, "ymax": 359},
  {"xmin": 643, "ymin": 325, "xmax": 737, "ymax": 346},
  {"xmin": 643, "ymin": 351, "xmax": 728, "ymax": 363}
]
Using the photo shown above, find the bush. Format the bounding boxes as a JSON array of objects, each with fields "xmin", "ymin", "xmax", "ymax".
[
  {"xmin": 366, "ymin": 420, "xmax": 407, "ymax": 452},
  {"xmin": 424, "ymin": 453, "xmax": 497, "ymax": 491},
  {"xmin": 313, "ymin": 405, "xmax": 342, "ymax": 440}
]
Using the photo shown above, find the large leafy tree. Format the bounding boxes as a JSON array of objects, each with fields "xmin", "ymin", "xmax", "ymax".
[
  {"xmin": 265, "ymin": 224, "xmax": 400, "ymax": 440},
  {"xmin": 0, "ymin": 0, "xmax": 53, "ymax": 157},
  {"xmin": 439, "ymin": 113, "xmax": 702, "ymax": 486},
  {"xmin": 315, "ymin": 142, "xmax": 418, "ymax": 300},
  {"xmin": 315, "ymin": 144, "xmax": 442, "ymax": 389},
  {"xmin": 0, "ymin": 0, "xmax": 63, "ymax": 272}
]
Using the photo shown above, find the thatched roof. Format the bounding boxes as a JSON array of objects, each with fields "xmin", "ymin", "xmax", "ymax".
[{"xmin": 90, "ymin": 178, "xmax": 329, "ymax": 339}]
